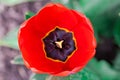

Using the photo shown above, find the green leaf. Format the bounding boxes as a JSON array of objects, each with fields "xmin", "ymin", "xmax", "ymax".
[
  {"xmin": 113, "ymin": 50, "xmax": 120, "ymax": 70},
  {"xmin": 11, "ymin": 55, "xmax": 24, "ymax": 65},
  {"xmin": 30, "ymin": 73, "xmax": 48, "ymax": 80},
  {"xmin": 78, "ymin": 0, "xmax": 120, "ymax": 16},
  {"xmin": 29, "ymin": 68, "xmax": 100, "ymax": 80},
  {"xmin": 77, "ymin": 0, "xmax": 120, "ymax": 41},
  {"xmin": 51, "ymin": 0, "xmax": 79, "ymax": 9},
  {"xmin": 25, "ymin": 12, "xmax": 35, "ymax": 20},
  {"xmin": 113, "ymin": 18, "xmax": 120, "ymax": 47},
  {"xmin": 0, "ymin": 28, "xmax": 18, "ymax": 49},
  {"xmin": 63, "ymin": 68, "xmax": 100, "ymax": 80},
  {"xmin": 86, "ymin": 0, "xmax": 120, "ymax": 41},
  {"xmin": 87, "ymin": 58, "xmax": 118, "ymax": 80},
  {"xmin": 0, "ymin": 0, "xmax": 34, "ymax": 6},
  {"xmin": 80, "ymin": 0, "xmax": 120, "ymax": 39}
]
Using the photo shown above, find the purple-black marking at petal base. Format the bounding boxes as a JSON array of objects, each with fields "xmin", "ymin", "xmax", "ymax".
[{"xmin": 43, "ymin": 28, "xmax": 76, "ymax": 62}]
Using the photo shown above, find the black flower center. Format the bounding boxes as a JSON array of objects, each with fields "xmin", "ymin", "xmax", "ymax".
[{"xmin": 43, "ymin": 27, "xmax": 76, "ymax": 62}]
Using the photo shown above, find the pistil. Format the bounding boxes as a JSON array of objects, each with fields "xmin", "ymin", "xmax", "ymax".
[{"xmin": 55, "ymin": 40, "xmax": 64, "ymax": 49}]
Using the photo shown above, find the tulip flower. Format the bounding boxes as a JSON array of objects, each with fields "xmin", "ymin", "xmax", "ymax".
[{"xmin": 18, "ymin": 3, "xmax": 96, "ymax": 76}]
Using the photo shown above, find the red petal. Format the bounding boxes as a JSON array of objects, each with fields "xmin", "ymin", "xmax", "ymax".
[
  {"xmin": 34, "ymin": 3, "xmax": 78, "ymax": 36},
  {"xmin": 52, "ymin": 65, "xmax": 85, "ymax": 76},
  {"xmin": 18, "ymin": 17, "xmax": 65, "ymax": 74},
  {"xmin": 64, "ymin": 10, "xmax": 96, "ymax": 70}
]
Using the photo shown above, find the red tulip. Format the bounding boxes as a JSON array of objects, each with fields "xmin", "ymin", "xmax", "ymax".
[{"xmin": 18, "ymin": 3, "xmax": 96, "ymax": 76}]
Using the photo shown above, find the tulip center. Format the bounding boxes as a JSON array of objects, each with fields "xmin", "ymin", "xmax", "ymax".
[{"xmin": 43, "ymin": 27, "xmax": 76, "ymax": 62}]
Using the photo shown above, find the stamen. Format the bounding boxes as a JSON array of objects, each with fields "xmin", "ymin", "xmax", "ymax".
[{"xmin": 55, "ymin": 40, "xmax": 64, "ymax": 49}]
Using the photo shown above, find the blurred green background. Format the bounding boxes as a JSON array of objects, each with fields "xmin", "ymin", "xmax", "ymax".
[{"xmin": 0, "ymin": 0, "xmax": 120, "ymax": 80}]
